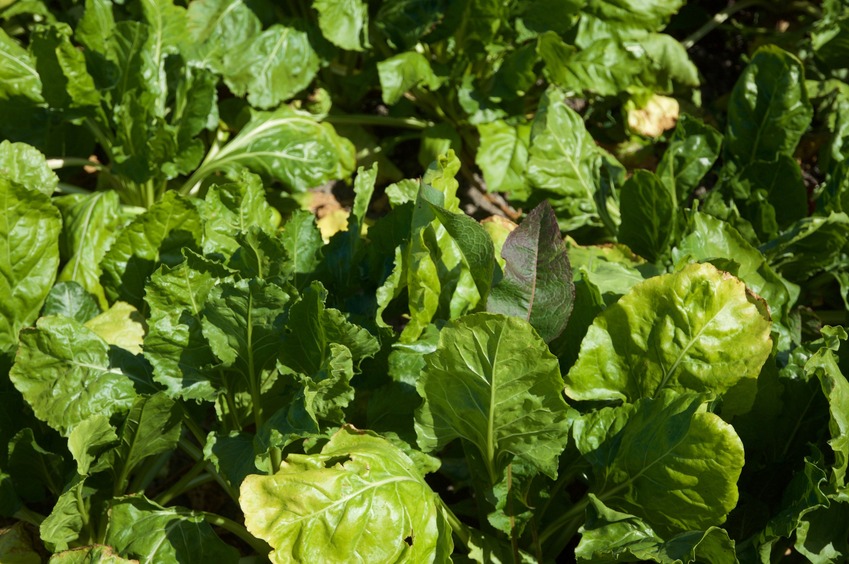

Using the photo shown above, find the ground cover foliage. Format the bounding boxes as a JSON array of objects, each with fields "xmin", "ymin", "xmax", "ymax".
[{"xmin": 1, "ymin": 0, "xmax": 849, "ymax": 562}]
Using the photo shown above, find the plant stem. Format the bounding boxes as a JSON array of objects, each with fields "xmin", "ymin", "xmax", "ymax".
[
  {"xmin": 323, "ymin": 114, "xmax": 433, "ymax": 130},
  {"xmin": 439, "ymin": 501, "xmax": 471, "ymax": 547},
  {"xmin": 537, "ymin": 497, "xmax": 589, "ymax": 544},
  {"xmin": 201, "ymin": 511, "xmax": 271, "ymax": 557},
  {"xmin": 56, "ymin": 182, "xmax": 92, "ymax": 195},
  {"xmin": 178, "ymin": 437, "xmax": 240, "ymax": 504},
  {"xmin": 682, "ymin": 0, "xmax": 768, "ymax": 49},
  {"xmin": 13, "ymin": 507, "xmax": 45, "ymax": 527},
  {"xmin": 154, "ymin": 460, "xmax": 210, "ymax": 506}
]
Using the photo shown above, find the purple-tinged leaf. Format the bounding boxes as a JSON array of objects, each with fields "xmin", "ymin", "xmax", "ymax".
[{"xmin": 486, "ymin": 201, "xmax": 575, "ymax": 343}]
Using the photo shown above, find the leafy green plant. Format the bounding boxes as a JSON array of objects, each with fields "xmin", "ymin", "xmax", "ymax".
[{"xmin": 2, "ymin": 0, "xmax": 849, "ymax": 562}]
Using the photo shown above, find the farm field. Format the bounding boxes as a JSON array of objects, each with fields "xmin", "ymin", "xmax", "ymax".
[{"xmin": 1, "ymin": 0, "xmax": 848, "ymax": 562}]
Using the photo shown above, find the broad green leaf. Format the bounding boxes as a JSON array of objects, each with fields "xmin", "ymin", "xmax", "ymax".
[
  {"xmin": 591, "ymin": 392, "xmax": 744, "ymax": 537},
  {"xmin": 55, "ymin": 191, "xmax": 125, "ymax": 309},
  {"xmin": 726, "ymin": 45, "xmax": 813, "ymax": 166},
  {"xmin": 295, "ymin": 343, "xmax": 355, "ymax": 424},
  {"xmin": 656, "ymin": 114, "xmax": 722, "ymax": 202},
  {"xmin": 475, "ymin": 120, "xmax": 531, "ymax": 199},
  {"xmin": 222, "ymin": 24, "xmax": 319, "ymax": 109},
  {"xmin": 7, "ymin": 428, "xmax": 69, "ymax": 501},
  {"xmin": 67, "ymin": 414, "xmax": 118, "ymax": 475},
  {"xmin": 108, "ymin": 393, "xmax": 182, "ymax": 492},
  {"xmin": 567, "ymin": 239, "xmax": 657, "ymax": 303},
  {"xmin": 617, "ymin": 170, "xmax": 676, "ymax": 263},
  {"xmin": 487, "ymin": 201, "xmax": 575, "ymax": 343},
  {"xmin": 576, "ymin": 495, "xmax": 739, "ymax": 563},
  {"xmin": 241, "ymin": 427, "xmax": 452, "ymax": 563},
  {"xmin": 281, "ymin": 210, "xmax": 323, "ymax": 278},
  {"xmin": 76, "ymin": 0, "xmax": 116, "ymax": 57},
  {"xmin": 201, "ymin": 171, "xmax": 280, "ymax": 257},
  {"xmin": 40, "ymin": 478, "xmax": 89, "ymax": 551},
  {"xmin": 100, "ymin": 191, "xmax": 202, "ymax": 310},
  {"xmin": 84, "ymin": 302, "xmax": 145, "ymax": 355},
  {"xmin": 794, "ymin": 500, "xmax": 849, "ymax": 562},
  {"xmin": 582, "ymin": 0, "xmax": 684, "ymax": 29},
  {"xmin": 0, "ymin": 181, "xmax": 61, "ymax": 352},
  {"xmin": 227, "ymin": 228, "xmax": 293, "ymax": 283},
  {"xmin": 0, "ymin": 140, "xmax": 57, "ymax": 195},
  {"xmin": 378, "ymin": 51, "xmax": 441, "ymax": 105},
  {"xmin": 0, "ymin": 28, "xmax": 44, "ymax": 103},
  {"xmin": 201, "ymin": 278, "xmax": 290, "ymax": 397},
  {"xmin": 197, "ymin": 106, "xmax": 356, "ymax": 192},
  {"xmin": 185, "ymin": 0, "xmax": 261, "ymax": 71},
  {"xmin": 140, "ymin": 0, "xmax": 186, "ymax": 112},
  {"xmin": 415, "ymin": 313, "xmax": 571, "ymax": 481},
  {"xmin": 105, "ymin": 496, "xmax": 239, "ymax": 563},
  {"xmin": 43, "ymin": 282, "xmax": 101, "ymax": 324},
  {"xmin": 29, "ymin": 23, "xmax": 99, "ymax": 112},
  {"xmin": 565, "ymin": 263, "xmax": 772, "ymax": 412},
  {"xmin": 49, "ymin": 545, "xmax": 136, "ymax": 563},
  {"xmin": 760, "ymin": 212, "xmax": 849, "ymax": 282},
  {"xmin": 527, "ymin": 87, "xmax": 602, "ymax": 231},
  {"xmin": 374, "ymin": 0, "xmax": 447, "ymax": 50},
  {"xmin": 10, "ymin": 316, "xmax": 138, "ymax": 436},
  {"xmin": 675, "ymin": 212, "xmax": 798, "ymax": 329},
  {"xmin": 203, "ymin": 431, "xmax": 258, "ymax": 493},
  {"xmin": 143, "ymin": 251, "xmax": 232, "ymax": 401},
  {"xmin": 314, "ymin": 0, "xmax": 369, "ymax": 51}
]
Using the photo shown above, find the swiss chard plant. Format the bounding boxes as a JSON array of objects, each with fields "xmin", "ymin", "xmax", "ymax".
[{"xmin": 2, "ymin": 0, "xmax": 849, "ymax": 563}]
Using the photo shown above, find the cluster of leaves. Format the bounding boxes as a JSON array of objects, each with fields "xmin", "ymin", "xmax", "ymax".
[{"xmin": 2, "ymin": 0, "xmax": 849, "ymax": 563}]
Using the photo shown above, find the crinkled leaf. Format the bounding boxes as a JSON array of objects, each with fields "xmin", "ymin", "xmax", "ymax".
[
  {"xmin": 84, "ymin": 302, "xmax": 145, "ymax": 355},
  {"xmin": 378, "ymin": 51, "xmax": 441, "ymax": 105},
  {"xmin": 48, "ymin": 545, "xmax": 136, "ymax": 563},
  {"xmin": 591, "ymin": 392, "xmax": 744, "ymax": 538},
  {"xmin": 565, "ymin": 263, "xmax": 772, "ymax": 413},
  {"xmin": 10, "ymin": 316, "xmax": 138, "ymax": 436},
  {"xmin": 794, "ymin": 500, "xmax": 849, "ymax": 562},
  {"xmin": 760, "ymin": 212, "xmax": 849, "ymax": 282},
  {"xmin": 241, "ymin": 427, "xmax": 452, "ymax": 563},
  {"xmin": 281, "ymin": 210, "xmax": 323, "ymax": 278},
  {"xmin": 527, "ymin": 87, "xmax": 602, "ymax": 231},
  {"xmin": 227, "ymin": 228, "xmax": 293, "ymax": 283},
  {"xmin": 184, "ymin": 0, "xmax": 261, "ymax": 71},
  {"xmin": 100, "ymin": 191, "xmax": 202, "ymax": 310},
  {"xmin": 106, "ymin": 495, "xmax": 239, "ymax": 563},
  {"xmin": 726, "ymin": 45, "xmax": 813, "ymax": 166},
  {"xmin": 487, "ymin": 201, "xmax": 574, "ymax": 343},
  {"xmin": 40, "ymin": 478, "xmax": 88, "ymax": 552},
  {"xmin": 67, "ymin": 414, "xmax": 118, "ymax": 476},
  {"xmin": 314, "ymin": 0, "xmax": 369, "ymax": 51},
  {"xmin": 198, "ymin": 106, "xmax": 355, "ymax": 192},
  {"xmin": 0, "ymin": 521, "xmax": 42, "ymax": 564},
  {"xmin": 29, "ymin": 23, "xmax": 99, "ymax": 112},
  {"xmin": 0, "ymin": 140, "xmax": 57, "ymax": 195},
  {"xmin": 43, "ymin": 282, "xmax": 101, "ymax": 324},
  {"xmin": 144, "ymin": 251, "xmax": 232, "ymax": 401},
  {"xmin": 415, "ymin": 313, "xmax": 571, "ymax": 480},
  {"xmin": 581, "ymin": 0, "xmax": 684, "ymax": 29},
  {"xmin": 222, "ymin": 24, "xmax": 319, "ymax": 109},
  {"xmin": 0, "ymin": 181, "xmax": 61, "ymax": 352},
  {"xmin": 617, "ymin": 170, "xmax": 676, "ymax": 263},
  {"xmin": 55, "ymin": 191, "xmax": 125, "ymax": 309}
]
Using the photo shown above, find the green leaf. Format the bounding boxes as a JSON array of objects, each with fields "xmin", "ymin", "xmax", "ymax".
[
  {"xmin": 0, "ymin": 28, "xmax": 44, "ymax": 103},
  {"xmin": 100, "ymin": 191, "xmax": 202, "ymax": 310},
  {"xmin": 565, "ymin": 263, "xmax": 772, "ymax": 413},
  {"xmin": 203, "ymin": 431, "xmax": 258, "ymax": 493},
  {"xmin": 43, "ymin": 282, "xmax": 101, "ymax": 324},
  {"xmin": 487, "ymin": 201, "xmax": 575, "ymax": 343},
  {"xmin": 281, "ymin": 210, "xmax": 323, "ymax": 278},
  {"xmin": 590, "ymin": 392, "xmax": 744, "ymax": 537},
  {"xmin": 184, "ymin": 0, "xmax": 261, "ymax": 72},
  {"xmin": 378, "ymin": 51, "xmax": 441, "ymax": 105},
  {"xmin": 314, "ymin": 0, "xmax": 370, "ymax": 51},
  {"xmin": 84, "ymin": 302, "xmax": 145, "ymax": 355},
  {"xmin": 144, "ymin": 251, "xmax": 232, "ymax": 401},
  {"xmin": 40, "ymin": 477, "xmax": 89, "ymax": 552},
  {"xmin": 105, "ymin": 495, "xmax": 239, "ymax": 563},
  {"xmin": 475, "ymin": 120, "xmax": 531, "ymax": 199},
  {"xmin": 55, "ymin": 191, "xmax": 126, "ymax": 309},
  {"xmin": 733, "ymin": 155, "xmax": 808, "ymax": 240},
  {"xmin": 222, "ymin": 24, "xmax": 319, "ymax": 109},
  {"xmin": 7, "ymin": 428, "xmax": 69, "ymax": 501},
  {"xmin": 197, "ymin": 106, "xmax": 356, "ymax": 192},
  {"xmin": 794, "ymin": 500, "xmax": 849, "ymax": 562},
  {"xmin": 617, "ymin": 170, "xmax": 676, "ymax": 263},
  {"xmin": 240, "ymin": 426, "xmax": 453, "ymax": 563},
  {"xmin": 29, "ymin": 23, "xmax": 99, "ymax": 112},
  {"xmin": 201, "ymin": 171, "xmax": 280, "ymax": 257},
  {"xmin": 67, "ymin": 414, "xmax": 119, "ymax": 475},
  {"xmin": 656, "ymin": 114, "xmax": 723, "ymax": 203},
  {"xmin": 49, "ymin": 545, "xmax": 136, "ymax": 563},
  {"xmin": 526, "ymin": 87, "xmax": 602, "ymax": 231},
  {"xmin": 374, "ymin": 0, "xmax": 447, "ymax": 50},
  {"xmin": 0, "ymin": 181, "xmax": 61, "ymax": 352},
  {"xmin": 726, "ymin": 45, "xmax": 813, "ymax": 166},
  {"xmin": 0, "ymin": 522, "xmax": 43, "ymax": 564},
  {"xmin": 415, "ymin": 313, "xmax": 571, "ymax": 481},
  {"xmin": 10, "ymin": 316, "xmax": 138, "ymax": 436},
  {"xmin": 760, "ymin": 212, "xmax": 849, "ymax": 282},
  {"xmin": 201, "ymin": 278, "xmax": 290, "ymax": 389},
  {"xmin": 576, "ymin": 495, "xmax": 739, "ymax": 563},
  {"xmin": 582, "ymin": 0, "xmax": 684, "ymax": 30},
  {"xmin": 0, "ymin": 140, "xmax": 58, "ymax": 195}
]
